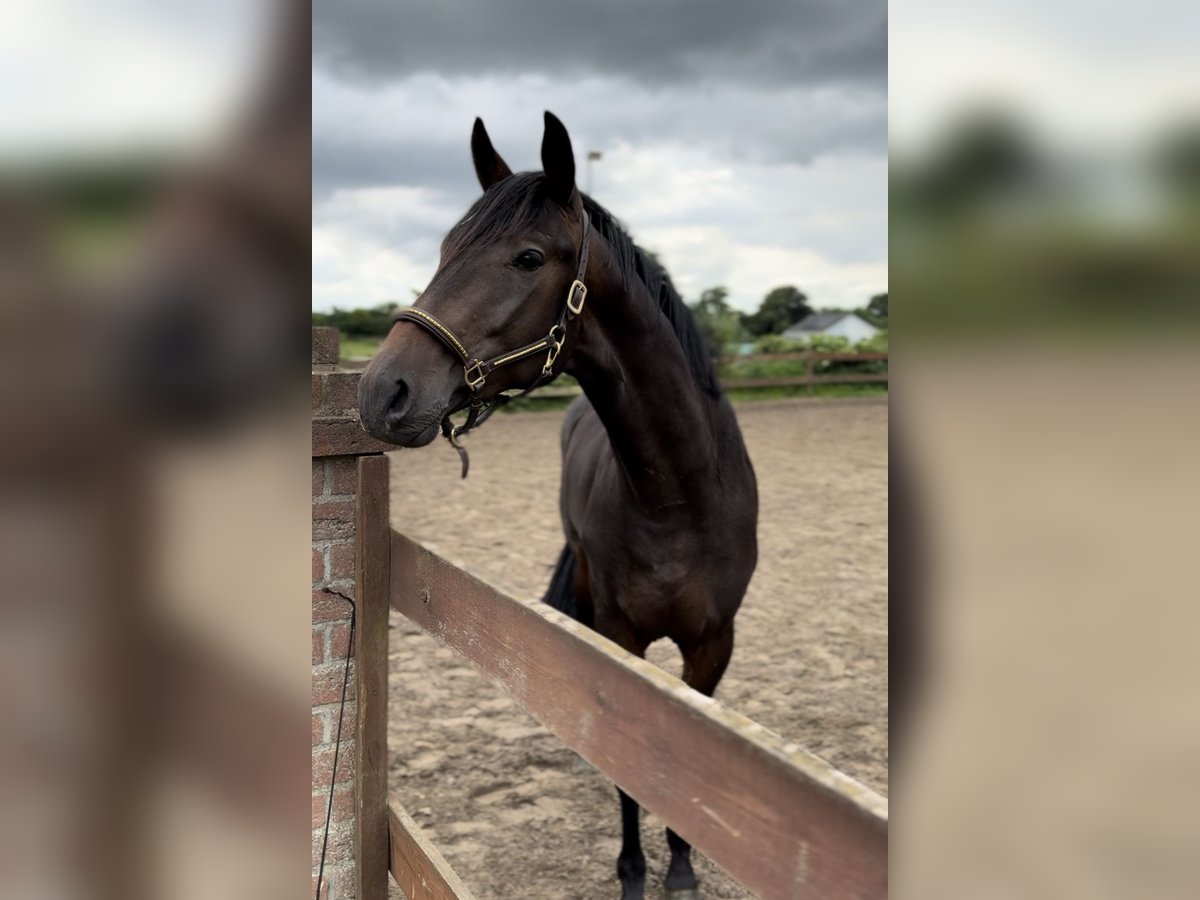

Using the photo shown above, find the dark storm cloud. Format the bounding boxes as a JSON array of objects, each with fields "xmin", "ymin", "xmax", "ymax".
[
  {"xmin": 311, "ymin": 70, "xmax": 887, "ymax": 203},
  {"xmin": 312, "ymin": 1, "xmax": 888, "ymax": 313},
  {"xmin": 313, "ymin": 0, "xmax": 885, "ymax": 89},
  {"xmin": 311, "ymin": 136, "xmax": 470, "ymax": 201}
]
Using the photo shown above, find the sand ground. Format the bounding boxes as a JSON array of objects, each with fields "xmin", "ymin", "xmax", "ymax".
[{"xmin": 385, "ymin": 397, "xmax": 887, "ymax": 899}]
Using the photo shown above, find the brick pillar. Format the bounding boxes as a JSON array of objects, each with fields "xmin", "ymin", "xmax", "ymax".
[{"xmin": 312, "ymin": 328, "xmax": 392, "ymax": 900}]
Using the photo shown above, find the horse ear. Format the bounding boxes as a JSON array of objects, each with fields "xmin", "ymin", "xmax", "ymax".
[
  {"xmin": 471, "ymin": 118, "xmax": 513, "ymax": 191},
  {"xmin": 541, "ymin": 111, "xmax": 576, "ymax": 206}
]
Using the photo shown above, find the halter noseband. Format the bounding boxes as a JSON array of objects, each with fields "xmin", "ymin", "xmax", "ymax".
[{"xmin": 390, "ymin": 209, "xmax": 591, "ymax": 478}]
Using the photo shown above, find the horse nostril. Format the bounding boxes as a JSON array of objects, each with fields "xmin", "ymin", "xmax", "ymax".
[{"xmin": 384, "ymin": 377, "xmax": 410, "ymax": 423}]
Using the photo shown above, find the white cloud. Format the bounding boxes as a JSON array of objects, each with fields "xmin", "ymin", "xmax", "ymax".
[
  {"xmin": 312, "ymin": 71, "xmax": 887, "ymax": 313},
  {"xmin": 312, "ymin": 138, "xmax": 886, "ymax": 313},
  {"xmin": 312, "ymin": 186, "xmax": 455, "ymax": 311}
]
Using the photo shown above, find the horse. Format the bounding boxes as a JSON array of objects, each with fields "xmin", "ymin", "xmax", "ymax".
[{"xmin": 359, "ymin": 112, "xmax": 758, "ymax": 900}]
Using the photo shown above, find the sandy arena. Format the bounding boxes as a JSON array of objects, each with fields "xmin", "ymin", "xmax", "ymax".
[{"xmin": 385, "ymin": 397, "xmax": 888, "ymax": 899}]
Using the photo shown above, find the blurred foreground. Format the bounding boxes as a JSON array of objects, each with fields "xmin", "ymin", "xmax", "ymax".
[
  {"xmin": 1, "ymin": 2, "xmax": 310, "ymax": 898},
  {"xmin": 893, "ymin": 2, "xmax": 1200, "ymax": 897}
]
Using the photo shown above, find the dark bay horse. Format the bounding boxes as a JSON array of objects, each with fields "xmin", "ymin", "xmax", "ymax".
[{"xmin": 359, "ymin": 112, "xmax": 758, "ymax": 900}]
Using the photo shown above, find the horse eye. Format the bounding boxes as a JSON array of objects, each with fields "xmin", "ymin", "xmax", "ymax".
[{"xmin": 512, "ymin": 250, "xmax": 544, "ymax": 271}]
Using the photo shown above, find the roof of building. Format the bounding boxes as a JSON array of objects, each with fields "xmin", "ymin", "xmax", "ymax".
[{"xmin": 784, "ymin": 311, "xmax": 857, "ymax": 333}]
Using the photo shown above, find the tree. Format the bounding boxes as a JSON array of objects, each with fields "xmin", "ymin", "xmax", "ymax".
[
  {"xmin": 918, "ymin": 112, "xmax": 1039, "ymax": 214},
  {"xmin": 1154, "ymin": 120, "xmax": 1200, "ymax": 209},
  {"xmin": 689, "ymin": 287, "xmax": 744, "ymax": 356},
  {"xmin": 743, "ymin": 285, "xmax": 812, "ymax": 337},
  {"xmin": 311, "ymin": 301, "xmax": 399, "ymax": 337}
]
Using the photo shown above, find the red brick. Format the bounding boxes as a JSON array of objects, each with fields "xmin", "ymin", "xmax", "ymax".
[
  {"xmin": 313, "ymin": 662, "xmax": 356, "ymax": 705},
  {"xmin": 312, "ymin": 629, "xmax": 324, "ymax": 665},
  {"xmin": 312, "ymin": 712, "xmax": 325, "ymax": 747},
  {"xmin": 331, "ymin": 786, "xmax": 355, "ymax": 824},
  {"xmin": 325, "ymin": 372, "xmax": 361, "ymax": 416},
  {"xmin": 329, "ymin": 542, "xmax": 355, "ymax": 581},
  {"xmin": 311, "ymin": 822, "xmax": 355, "ymax": 867},
  {"xmin": 312, "ymin": 588, "xmax": 354, "ymax": 623},
  {"xmin": 312, "ymin": 547, "xmax": 326, "ymax": 583},
  {"xmin": 312, "ymin": 746, "xmax": 355, "ymax": 787},
  {"xmin": 328, "ymin": 622, "xmax": 352, "ymax": 660},
  {"xmin": 312, "ymin": 371, "xmax": 360, "ymax": 416},
  {"xmin": 312, "ymin": 787, "xmax": 355, "ymax": 829},
  {"xmin": 312, "ymin": 461, "xmax": 326, "ymax": 497},
  {"xmin": 312, "ymin": 326, "xmax": 340, "ymax": 366},
  {"xmin": 329, "ymin": 458, "xmax": 358, "ymax": 495},
  {"xmin": 311, "ymin": 874, "xmax": 330, "ymax": 900},
  {"xmin": 312, "ymin": 496, "xmax": 354, "ymax": 522},
  {"xmin": 312, "ymin": 499, "xmax": 355, "ymax": 541}
]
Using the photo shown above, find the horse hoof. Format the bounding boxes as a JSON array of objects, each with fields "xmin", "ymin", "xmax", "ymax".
[{"xmin": 663, "ymin": 889, "xmax": 700, "ymax": 900}]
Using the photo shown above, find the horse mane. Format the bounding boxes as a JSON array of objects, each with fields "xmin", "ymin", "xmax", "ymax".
[{"xmin": 442, "ymin": 172, "xmax": 722, "ymax": 398}]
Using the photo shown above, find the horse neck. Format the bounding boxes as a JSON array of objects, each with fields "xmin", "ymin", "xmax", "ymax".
[{"xmin": 565, "ymin": 254, "xmax": 721, "ymax": 510}]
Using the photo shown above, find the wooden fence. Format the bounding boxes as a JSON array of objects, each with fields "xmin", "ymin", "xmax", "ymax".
[
  {"xmin": 315, "ymin": 328, "xmax": 887, "ymax": 900},
  {"xmin": 718, "ymin": 351, "xmax": 888, "ymax": 392},
  {"xmin": 351, "ymin": 477, "xmax": 888, "ymax": 900}
]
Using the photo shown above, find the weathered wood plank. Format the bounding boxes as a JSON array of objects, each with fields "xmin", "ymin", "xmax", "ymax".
[
  {"xmin": 389, "ymin": 532, "xmax": 887, "ymax": 900},
  {"xmin": 355, "ymin": 456, "xmax": 391, "ymax": 900},
  {"xmin": 388, "ymin": 801, "xmax": 477, "ymax": 900}
]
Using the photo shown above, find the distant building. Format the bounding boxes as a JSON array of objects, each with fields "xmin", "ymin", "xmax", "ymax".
[{"xmin": 781, "ymin": 311, "xmax": 880, "ymax": 343}]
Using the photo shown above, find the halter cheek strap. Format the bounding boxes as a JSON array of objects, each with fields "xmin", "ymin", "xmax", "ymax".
[{"xmin": 390, "ymin": 209, "xmax": 591, "ymax": 478}]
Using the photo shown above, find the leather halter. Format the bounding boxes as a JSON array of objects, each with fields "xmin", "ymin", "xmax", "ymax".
[{"xmin": 390, "ymin": 209, "xmax": 591, "ymax": 478}]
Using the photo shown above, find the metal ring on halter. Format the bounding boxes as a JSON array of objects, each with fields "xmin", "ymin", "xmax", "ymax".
[
  {"xmin": 464, "ymin": 360, "xmax": 487, "ymax": 391},
  {"xmin": 542, "ymin": 324, "xmax": 566, "ymax": 376}
]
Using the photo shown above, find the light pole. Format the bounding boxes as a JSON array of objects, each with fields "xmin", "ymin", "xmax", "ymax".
[{"xmin": 586, "ymin": 150, "xmax": 602, "ymax": 195}]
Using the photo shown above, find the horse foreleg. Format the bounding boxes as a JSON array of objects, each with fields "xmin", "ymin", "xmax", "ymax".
[
  {"xmin": 602, "ymin": 624, "xmax": 649, "ymax": 899},
  {"xmin": 663, "ymin": 624, "xmax": 735, "ymax": 898},
  {"xmin": 617, "ymin": 787, "xmax": 646, "ymax": 900}
]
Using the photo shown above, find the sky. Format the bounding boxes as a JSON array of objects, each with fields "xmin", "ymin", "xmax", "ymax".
[
  {"xmin": 6, "ymin": 2, "xmax": 1195, "ymax": 317},
  {"xmin": 311, "ymin": 0, "xmax": 888, "ymax": 314}
]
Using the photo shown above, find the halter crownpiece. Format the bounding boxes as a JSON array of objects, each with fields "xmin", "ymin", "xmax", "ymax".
[{"xmin": 391, "ymin": 208, "xmax": 591, "ymax": 478}]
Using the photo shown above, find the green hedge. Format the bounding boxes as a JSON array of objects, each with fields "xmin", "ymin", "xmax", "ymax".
[{"xmin": 721, "ymin": 333, "xmax": 888, "ymax": 378}]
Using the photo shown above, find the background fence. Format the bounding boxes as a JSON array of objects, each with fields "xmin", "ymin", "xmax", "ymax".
[{"xmin": 446, "ymin": 350, "xmax": 888, "ymax": 399}]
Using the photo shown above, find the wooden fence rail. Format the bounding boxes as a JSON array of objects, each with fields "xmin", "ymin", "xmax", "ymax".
[
  {"xmin": 721, "ymin": 351, "xmax": 889, "ymax": 364},
  {"xmin": 383, "ymin": 530, "xmax": 888, "ymax": 900},
  {"xmin": 387, "ymin": 801, "xmax": 478, "ymax": 900},
  {"xmin": 718, "ymin": 350, "xmax": 888, "ymax": 393}
]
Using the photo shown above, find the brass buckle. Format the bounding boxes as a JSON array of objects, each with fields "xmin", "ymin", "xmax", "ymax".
[
  {"xmin": 566, "ymin": 279, "xmax": 587, "ymax": 315},
  {"xmin": 464, "ymin": 360, "xmax": 486, "ymax": 390}
]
